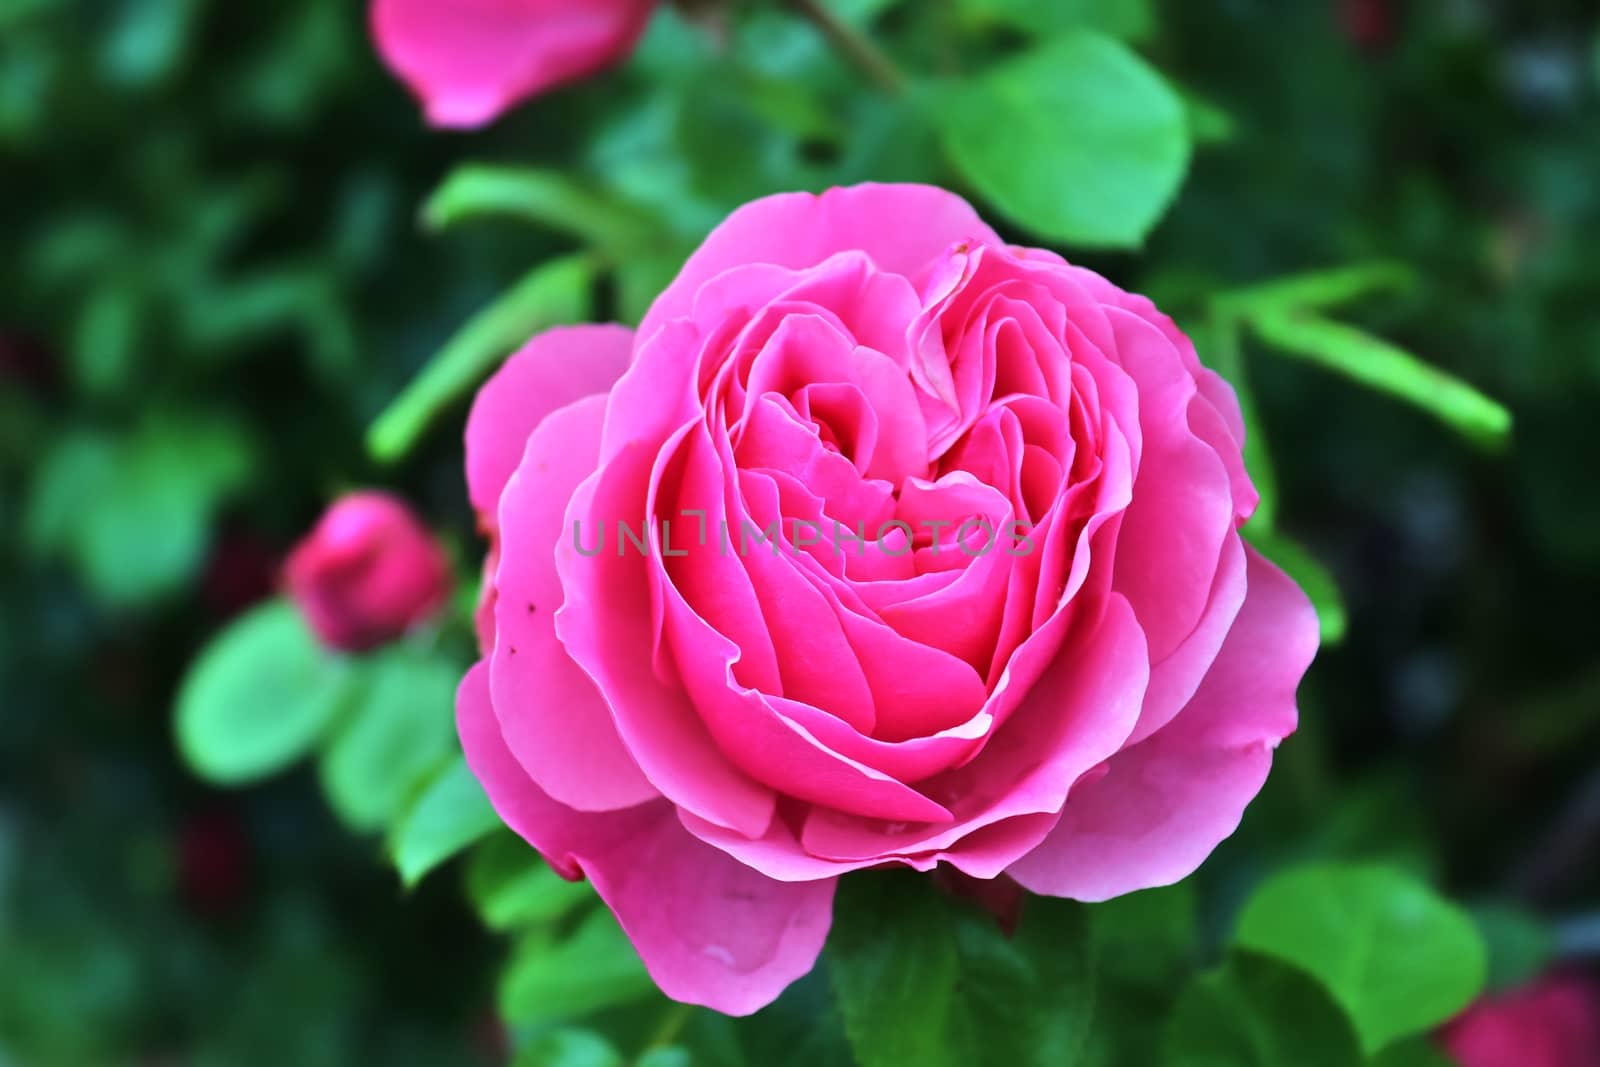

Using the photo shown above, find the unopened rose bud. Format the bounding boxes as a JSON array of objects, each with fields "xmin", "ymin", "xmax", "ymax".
[
  {"xmin": 1438, "ymin": 971, "xmax": 1600, "ymax": 1067},
  {"xmin": 284, "ymin": 491, "xmax": 451, "ymax": 653}
]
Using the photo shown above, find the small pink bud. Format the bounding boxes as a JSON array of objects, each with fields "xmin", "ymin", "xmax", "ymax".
[
  {"xmin": 1438, "ymin": 971, "xmax": 1600, "ymax": 1067},
  {"xmin": 284, "ymin": 491, "xmax": 451, "ymax": 652}
]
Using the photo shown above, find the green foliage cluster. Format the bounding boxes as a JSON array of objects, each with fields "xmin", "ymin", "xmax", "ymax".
[{"xmin": 4, "ymin": 0, "xmax": 1600, "ymax": 1064}]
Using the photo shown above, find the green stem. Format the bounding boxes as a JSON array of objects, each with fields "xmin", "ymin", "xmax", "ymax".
[
  {"xmin": 788, "ymin": 0, "xmax": 907, "ymax": 94},
  {"xmin": 639, "ymin": 1001, "xmax": 696, "ymax": 1059}
]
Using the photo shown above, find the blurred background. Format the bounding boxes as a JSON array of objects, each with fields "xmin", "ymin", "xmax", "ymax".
[{"xmin": 2, "ymin": 0, "xmax": 1598, "ymax": 1063}]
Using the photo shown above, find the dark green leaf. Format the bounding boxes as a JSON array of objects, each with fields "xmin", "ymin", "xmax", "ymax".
[
  {"xmin": 954, "ymin": 0, "xmax": 1155, "ymax": 41},
  {"xmin": 938, "ymin": 31, "xmax": 1190, "ymax": 248},
  {"xmin": 829, "ymin": 873, "xmax": 1100, "ymax": 1067},
  {"xmin": 366, "ymin": 254, "xmax": 598, "ymax": 463},
  {"xmin": 1164, "ymin": 951, "xmax": 1363, "ymax": 1067},
  {"xmin": 388, "ymin": 755, "xmax": 502, "ymax": 887},
  {"xmin": 176, "ymin": 600, "xmax": 355, "ymax": 785},
  {"xmin": 1233, "ymin": 864, "xmax": 1487, "ymax": 1053},
  {"xmin": 1471, "ymin": 904, "xmax": 1555, "ymax": 992},
  {"xmin": 828, "ymin": 873, "xmax": 962, "ymax": 1067}
]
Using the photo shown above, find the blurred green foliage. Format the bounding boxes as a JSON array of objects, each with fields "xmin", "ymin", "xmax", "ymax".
[{"xmin": 3, "ymin": 0, "xmax": 1600, "ymax": 1064}]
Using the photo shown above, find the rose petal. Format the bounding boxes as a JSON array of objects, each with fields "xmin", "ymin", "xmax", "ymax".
[
  {"xmin": 458, "ymin": 663, "xmax": 834, "ymax": 1015},
  {"xmin": 490, "ymin": 395, "xmax": 657, "ymax": 811},
  {"xmin": 1006, "ymin": 547, "xmax": 1317, "ymax": 900},
  {"xmin": 371, "ymin": 0, "xmax": 655, "ymax": 128}
]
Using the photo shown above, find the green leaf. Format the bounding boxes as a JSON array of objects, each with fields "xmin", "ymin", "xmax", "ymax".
[
  {"xmin": 421, "ymin": 164, "xmax": 661, "ymax": 251},
  {"xmin": 1471, "ymin": 904, "xmax": 1555, "ymax": 992},
  {"xmin": 511, "ymin": 1030, "xmax": 623, "ymax": 1067},
  {"xmin": 938, "ymin": 30, "xmax": 1190, "ymax": 248},
  {"xmin": 1164, "ymin": 951, "xmax": 1363, "ymax": 1067},
  {"xmin": 955, "ymin": 0, "xmax": 1155, "ymax": 41},
  {"xmin": 467, "ymin": 832, "xmax": 594, "ymax": 932},
  {"xmin": 1248, "ymin": 311, "xmax": 1512, "ymax": 450},
  {"xmin": 1244, "ymin": 528, "xmax": 1348, "ymax": 645},
  {"xmin": 388, "ymin": 755, "xmax": 502, "ymax": 887},
  {"xmin": 1212, "ymin": 262, "xmax": 1417, "ymax": 318},
  {"xmin": 1233, "ymin": 864, "xmax": 1488, "ymax": 1053},
  {"xmin": 176, "ymin": 600, "xmax": 355, "ymax": 786},
  {"xmin": 828, "ymin": 873, "xmax": 962, "ymax": 1067},
  {"xmin": 498, "ymin": 908, "xmax": 656, "ymax": 1028},
  {"xmin": 318, "ymin": 651, "xmax": 459, "ymax": 833},
  {"xmin": 829, "ymin": 873, "xmax": 1100, "ymax": 1067},
  {"xmin": 1198, "ymin": 313, "xmax": 1279, "ymax": 532},
  {"xmin": 1369, "ymin": 1037, "xmax": 1461, "ymax": 1067},
  {"xmin": 27, "ymin": 417, "xmax": 252, "ymax": 608},
  {"xmin": 366, "ymin": 253, "xmax": 598, "ymax": 463},
  {"xmin": 952, "ymin": 896, "xmax": 1100, "ymax": 1066}
]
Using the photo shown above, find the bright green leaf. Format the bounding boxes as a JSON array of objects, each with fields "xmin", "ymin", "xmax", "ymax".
[
  {"xmin": 318, "ymin": 651, "xmax": 459, "ymax": 833},
  {"xmin": 1244, "ymin": 528, "xmax": 1348, "ymax": 645},
  {"xmin": 1212, "ymin": 262, "xmax": 1417, "ymax": 318},
  {"xmin": 421, "ymin": 164, "xmax": 661, "ymax": 251},
  {"xmin": 366, "ymin": 254, "xmax": 597, "ymax": 463},
  {"xmin": 498, "ymin": 908, "xmax": 656, "ymax": 1028},
  {"xmin": 1249, "ymin": 311, "xmax": 1512, "ymax": 450},
  {"xmin": 1165, "ymin": 951, "xmax": 1364, "ymax": 1067},
  {"xmin": 467, "ymin": 832, "xmax": 594, "ymax": 932},
  {"xmin": 938, "ymin": 31, "xmax": 1190, "ymax": 248},
  {"xmin": 176, "ymin": 600, "xmax": 355, "ymax": 786},
  {"xmin": 388, "ymin": 755, "xmax": 501, "ymax": 887},
  {"xmin": 1234, "ymin": 864, "xmax": 1488, "ymax": 1053}
]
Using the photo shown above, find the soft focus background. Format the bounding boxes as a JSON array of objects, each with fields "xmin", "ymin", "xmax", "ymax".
[{"xmin": 2, "ymin": 0, "xmax": 1598, "ymax": 1063}]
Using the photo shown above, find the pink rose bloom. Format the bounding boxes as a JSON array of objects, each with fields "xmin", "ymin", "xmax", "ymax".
[
  {"xmin": 1439, "ymin": 972, "xmax": 1600, "ymax": 1067},
  {"xmin": 370, "ymin": 0, "xmax": 656, "ymax": 128},
  {"xmin": 459, "ymin": 184, "xmax": 1319, "ymax": 1014},
  {"xmin": 285, "ymin": 491, "xmax": 452, "ymax": 653}
]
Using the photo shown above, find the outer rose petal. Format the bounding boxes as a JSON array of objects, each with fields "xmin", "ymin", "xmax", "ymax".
[
  {"xmin": 465, "ymin": 324, "xmax": 635, "ymax": 524},
  {"xmin": 638, "ymin": 184, "xmax": 1004, "ymax": 344},
  {"xmin": 1007, "ymin": 547, "xmax": 1318, "ymax": 900},
  {"xmin": 459, "ymin": 663, "xmax": 835, "ymax": 1015},
  {"xmin": 371, "ymin": 0, "xmax": 655, "ymax": 128},
  {"xmin": 490, "ymin": 395, "xmax": 656, "ymax": 811}
]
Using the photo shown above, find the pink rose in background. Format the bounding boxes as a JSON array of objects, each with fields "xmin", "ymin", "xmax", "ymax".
[
  {"xmin": 1439, "ymin": 972, "xmax": 1600, "ymax": 1067},
  {"xmin": 459, "ymin": 183, "xmax": 1319, "ymax": 1013},
  {"xmin": 371, "ymin": 0, "xmax": 657, "ymax": 128},
  {"xmin": 285, "ymin": 491, "xmax": 452, "ymax": 653}
]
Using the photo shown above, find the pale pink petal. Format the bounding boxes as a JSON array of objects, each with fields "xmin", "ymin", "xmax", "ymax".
[
  {"xmin": 1006, "ymin": 547, "xmax": 1318, "ymax": 901},
  {"xmin": 489, "ymin": 395, "xmax": 656, "ymax": 811},
  {"xmin": 371, "ymin": 0, "xmax": 655, "ymax": 128},
  {"xmin": 458, "ymin": 663, "xmax": 835, "ymax": 1015}
]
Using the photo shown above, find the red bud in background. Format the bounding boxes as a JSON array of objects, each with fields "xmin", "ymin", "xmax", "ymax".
[
  {"xmin": 284, "ymin": 491, "xmax": 452, "ymax": 653},
  {"xmin": 1438, "ymin": 971, "xmax": 1600, "ymax": 1067},
  {"xmin": 1340, "ymin": 0, "xmax": 1395, "ymax": 53}
]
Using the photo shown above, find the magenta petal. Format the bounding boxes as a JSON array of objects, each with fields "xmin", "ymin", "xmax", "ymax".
[
  {"xmin": 639, "ymin": 184, "xmax": 1003, "ymax": 345},
  {"xmin": 490, "ymin": 395, "xmax": 657, "ymax": 811},
  {"xmin": 1006, "ymin": 547, "xmax": 1318, "ymax": 901},
  {"xmin": 465, "ymin": 324, "xmax": 635, "ymax": 526},
  {"xmin": 459, "ymin": 662, "xmax": 835, "ymax": 1015},
  {"xmin": 371, "ymin": 0, "xmax": 655, "ymax": 128}
]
